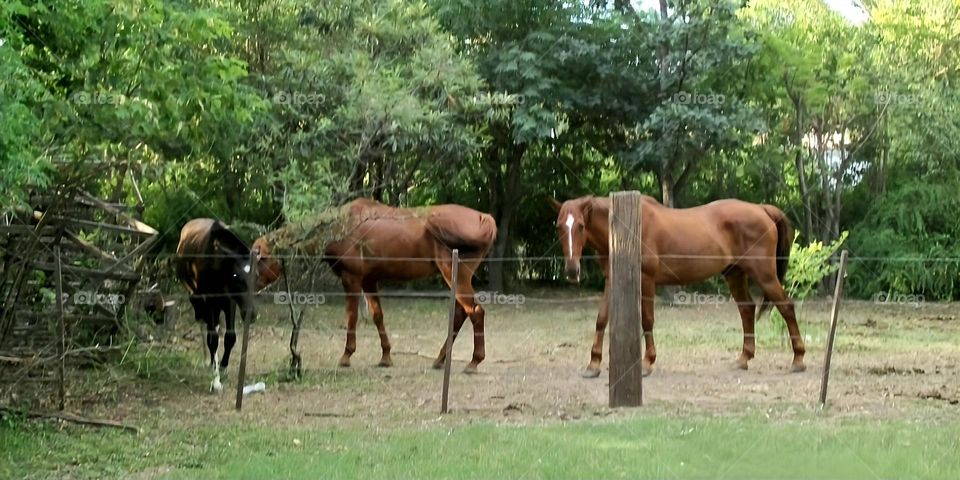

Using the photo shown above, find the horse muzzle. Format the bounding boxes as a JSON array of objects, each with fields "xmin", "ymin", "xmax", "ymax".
[{"xmin": 564, "ymin": 262, "xmax": 581, "ymax": 284}]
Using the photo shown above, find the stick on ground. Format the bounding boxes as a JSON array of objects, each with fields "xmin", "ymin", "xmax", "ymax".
[{"xmin": 0, "ymin": 408, "xmax": 140, "ymax": 434}]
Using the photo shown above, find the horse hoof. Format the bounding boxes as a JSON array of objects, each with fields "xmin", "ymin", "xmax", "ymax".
[
  {"xmin": 377, "ymin": 358, "xmax": 393, "ymax": 368},
  {"xmin": 581, "ymin": 368, "xmax": 601, "ymax": 378},
  {"xmin": 463, "ymin": 364, "xmax": 478, "ymax": 375},
  {"xmin": 210, "ymin": 380, "xmax": 223, "ymax": 394},
  {"xmin": 431, "ymin": 359, "xmax": 444, "ymax": 370},
  {"xmin": 338, "ymin": 357, "xmax": 351, "ymax": 368},
  {"xmin": 734, "ymin": 360, "xmax": 749, "ymax": 371},
  {"xmin": 791, "ymin": 363, "xmax": 806, "ymax": 373}
]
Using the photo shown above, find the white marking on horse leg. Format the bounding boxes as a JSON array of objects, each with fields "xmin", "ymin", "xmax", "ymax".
[
  {"xmin": 362, "ymin": 293, "xmax": 370, "ymax": 320},
  {"xmin": 565, "ymin": 214, "xmax": 575, "ymax": 258},
  {"xmin": 211, "ymin": 352, "xmax": 223, "ymax": 393}
]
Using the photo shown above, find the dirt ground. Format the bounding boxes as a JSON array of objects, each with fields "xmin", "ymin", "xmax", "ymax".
[{"xmin": 64, "ymin": 292, "xmax": 960, "ymax": 429}]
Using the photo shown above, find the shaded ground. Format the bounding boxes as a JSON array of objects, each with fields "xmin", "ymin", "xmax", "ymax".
[{"xmin": 70, "ymin": 292, "xmax": 960, "ymax": 429}]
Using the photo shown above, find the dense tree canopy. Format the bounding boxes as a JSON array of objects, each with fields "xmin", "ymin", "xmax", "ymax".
[{"xmin": 2, "ymin": 0, "xmax": 958, "ymax": 298}]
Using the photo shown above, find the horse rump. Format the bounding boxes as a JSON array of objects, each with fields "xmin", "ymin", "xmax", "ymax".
[
  {"xmin": 424, "ymin": 206, "xmax": 497, "ymax": 255},
  {"xmin": 757, "ymin": 205, "xmax": 793, "ymax": 318}
]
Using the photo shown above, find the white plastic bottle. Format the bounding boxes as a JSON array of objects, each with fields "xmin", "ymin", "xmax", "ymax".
[{"xmin": 242, "ymin": 382, "xmax": 266, "ymax": 395}]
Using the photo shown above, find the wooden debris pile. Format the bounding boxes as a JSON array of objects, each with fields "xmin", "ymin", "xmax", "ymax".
[{"xmin": 0, "ymin": 184, "xmax": 158, "ymax": 408}]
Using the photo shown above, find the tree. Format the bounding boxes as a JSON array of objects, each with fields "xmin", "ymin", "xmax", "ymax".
[
  {"xmin": 431, "ymin": 0, "xmax": 653, "ymax": 288},
  {"xmin": 745, "ymin": 0, "xmax": 881, "ymax": 244},
  {"xmin": 626, "ymin": 0, "xmax": 761, "ymax": 208}
]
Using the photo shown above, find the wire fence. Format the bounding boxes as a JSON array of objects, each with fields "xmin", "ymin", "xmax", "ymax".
[
  {"xmin": 45, "ymin": 251, "xmax": 956, "ymax": 309},
  {"xmin": 4, "ymin": 247, "xmax": 960, "ymax": 414}
]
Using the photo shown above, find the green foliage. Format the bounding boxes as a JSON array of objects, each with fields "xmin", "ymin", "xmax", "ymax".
[
  {"xmin": 848, "ymin": 180, "xmax": 960, "ymax": 300},
  {"xmin": 628, "ymin": 0, "xmax": 763, "ymax": 207},
  {"xmin": 783, "ymin": 231, "xmax": 849, "ymax": 301},
  {"xmin": 770, "ymin": 231, "xmax": 847, "ymax": 334},
  {"xmin": 2, "ymin": 0, "xmax": 959, "ymax": 296},
  {"xmin": 0, "ymin": 1, "xmax": 53, "ymax": 210}
]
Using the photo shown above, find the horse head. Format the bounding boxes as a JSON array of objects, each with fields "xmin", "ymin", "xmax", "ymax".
[
  {"xmin": 550, "ymin": 196, "xmax": 593, "ymax": 284},
  {"xmin": 252, "ymin": 236, "xmax": 283, "ymax": 291}
]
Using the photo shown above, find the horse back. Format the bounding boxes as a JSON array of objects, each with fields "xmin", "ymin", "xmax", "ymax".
[{"xmin": 174, "ymin": 218, "xmax": 250, "ymax": 295}]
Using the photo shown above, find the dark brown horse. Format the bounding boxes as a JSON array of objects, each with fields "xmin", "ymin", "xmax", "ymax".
[
  {"xmin": 255, "ymin": 198, "xmax": 497, "ymax": 373},
  {"xmin": 174, "ymin": 218, "xmax": 274, "ymax": 392},
  {"xmin": 550, "ymin": 195, "xmax": 805, "ymax": 378}
]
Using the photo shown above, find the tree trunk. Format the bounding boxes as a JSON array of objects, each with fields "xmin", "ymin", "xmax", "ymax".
[
  {"xmin": 660, "ymin": 169, "xmax": 675, "ymax": 208},
  {"xmin": 347, "ymin": 156, "xmax": 366, "ymax": 196},
  {"xmin": 656, "ymin": 0, "xmax": 674, "ymax": 208},
  {"xmin": 487, "ymin": 144, "xmax": 524, "ymax": 291},
  {"xmin": 785, "ymin": 76, "xmax": 814, "ymax": 243},
  {"xmin": 658, "ymin": 0, "xmax": 669, "ymax": 93}
]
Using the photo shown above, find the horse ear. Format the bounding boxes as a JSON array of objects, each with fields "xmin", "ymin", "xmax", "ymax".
[
  {"xmin": 212, "ymin": 238, "xmax": 228, "ymax": 255},
  {"xmin": 212, "ymin": 237, "xmax": 240, "ymax": 257},
  {"xmin": 548, "ymin": 196, "xmax": 563, "ymax": 214},
  {"xmin": 583, "ymin": 198, "xmax": 595, "ymax": 219}
]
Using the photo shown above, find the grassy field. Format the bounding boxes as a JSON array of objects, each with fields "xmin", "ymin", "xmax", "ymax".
[
  {"xmin": 4, "ymin": 410, "xmax": 960, "ymax": 479},
  {"xmin": 2, "ymin": 292, "xmax": 960, "ymax": 478}
]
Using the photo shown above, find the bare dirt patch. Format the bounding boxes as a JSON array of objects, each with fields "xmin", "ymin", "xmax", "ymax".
[{"xmin": 54, "ymin": 295, "xmax": 960, "ymax": 429}]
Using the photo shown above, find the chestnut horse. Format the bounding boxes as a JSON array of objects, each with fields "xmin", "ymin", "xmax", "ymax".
[
  {"xmin": 550, "ymin": 195, "xmax": 805, "ymax": 378},
  {"xmin": 254, "ymin": 198, "xmax": 497, "ymax": 373}
]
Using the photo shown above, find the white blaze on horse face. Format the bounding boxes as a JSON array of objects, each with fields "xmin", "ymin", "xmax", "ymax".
[{"xmin": 564, "ymin": 214, "xmax": 575, "ymax": 259}]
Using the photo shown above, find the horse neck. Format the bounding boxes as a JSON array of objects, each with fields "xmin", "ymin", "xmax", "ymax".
[{"xmin": 585, "ymin": 204, "xmax": 610, "ymax": 255}]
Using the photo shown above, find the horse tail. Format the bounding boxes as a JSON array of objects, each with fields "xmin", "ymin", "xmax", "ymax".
[{"xmin": 757, "ymin": 205, "xmax": 792, "ymax": 319}]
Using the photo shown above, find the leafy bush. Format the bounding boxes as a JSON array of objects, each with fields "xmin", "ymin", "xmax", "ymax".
[
  {"xmin": 847, "ymin": 181, "xmax": 960, "ymax": 300},
  {"xmin": 782, "ymin": 231, "xmax": 849, "ymax": 302},
  {"xmin": 770, "ymin": 231, "xmax": 848, "ymax": 334}
]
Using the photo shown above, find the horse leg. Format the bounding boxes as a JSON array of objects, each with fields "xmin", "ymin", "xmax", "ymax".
[
  {"xmin": 454, "ymin": 263, "xmax": 486, "ymax": 373},
  {"xmin": 205, "ymin": 305, "xmax": 223, "ymax": 393},
  {"xmin": 339, "ymin": 276, "xmax": 362, "ymax": 368},
  {"xmin": 445, "ymin": 260, "xmax": 486, "ymax": 374},
  {"xmin": 641, "ymin": 276, "xmax": 657, "ymax": 376},
  {"xmin": 724, "ymin": 269, "xmax": 756, "ymax": 370},
  {"xmin": 220, "ymin": 298, "xmax": 237, "ymax": 370},
  {"xmin": 433, "ymin": 258, "xmax": 484, "ymax": 372},
  {"xmin": 432, "ymin": 302, "xmax": 468, "ymax": 370},
  {"xmin": 583, "ymin": 284, "xmax": 610, "ymax": 378},
  {"xmin": 754, "ymin": 274, "xmax": 806, "ymax": 372},
  {"xmin": 362, "ymin": 280, "xmax": 392, "ymax": 367},
  {"xmin": 459, "ymin": 288, "xmax": 485, "ymax": 374}
]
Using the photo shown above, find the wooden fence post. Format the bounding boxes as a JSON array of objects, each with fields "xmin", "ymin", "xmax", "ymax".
[
  {"xmin": 54, "ymin": 247, "xmax": 66, "ymax": 411},
  {"xmin": 441, "ymin": 249, "xmax": 460, "ymax": 414},
  {"xmin": 235, "ymin": 248, "xmax": 259, "ymax": 411},
  {"xmin": 819, "ymin": 249, "xmax": 849, "ymax": 409},
  {"xmin": 608, "ymin": 191, "xmax": 644, "ymax": 407}
]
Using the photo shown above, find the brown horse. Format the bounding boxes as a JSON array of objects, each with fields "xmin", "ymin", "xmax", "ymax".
[
  {"xmin": 174, "ymin": 218, "xmax": 274, "ymax": 393},
  {"xmin": 254, "ymin": 198, "xmax": 497, "ymax": 373},
  {"xmin": 550, "ymin": 195, "xmax": 805, "ymax": 378}
]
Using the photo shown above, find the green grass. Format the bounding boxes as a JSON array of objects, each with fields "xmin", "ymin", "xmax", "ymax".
[{"xmin": 3, "ymin": 413, "xmax": 959, "ymax": 479}]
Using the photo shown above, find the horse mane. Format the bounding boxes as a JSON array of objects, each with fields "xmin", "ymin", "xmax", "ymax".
[
  {"xmin": 260, "ymin": 205, "xmax": 353, "ymax": 256},
  {"xmin": 210, "ymin": 221, "xmax": 251, "ymax": 256}
]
